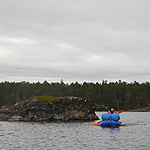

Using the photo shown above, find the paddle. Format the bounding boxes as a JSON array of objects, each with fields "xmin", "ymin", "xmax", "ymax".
[
  {"xmin": 91, "ymin": 121, "xmax": 102, "ymax": 126},
  {"xmin": 117, "ymin": 110, "xmax": 124, "ymax": 114},
  {"xmin": 91, "ymin": 110, "xmax": 124, "ymax": 126}
]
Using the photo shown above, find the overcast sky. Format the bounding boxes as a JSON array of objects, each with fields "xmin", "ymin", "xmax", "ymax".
[{"xmin": 0, "ymin": 0, "xmax": 150, "ymax": 83}]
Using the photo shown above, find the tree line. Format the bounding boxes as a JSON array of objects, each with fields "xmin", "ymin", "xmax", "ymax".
[{"xmin": 0, "ymin": 80, "xmax": 150, "ymax": 110}]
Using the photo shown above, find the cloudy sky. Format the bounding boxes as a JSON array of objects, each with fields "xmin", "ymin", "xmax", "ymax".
[{"xmin": 0, "ymin": 0, "xmax": 150, "ymax": 83}]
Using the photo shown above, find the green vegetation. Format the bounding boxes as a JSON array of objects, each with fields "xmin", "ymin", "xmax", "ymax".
[
  {"xmin": 26, "ymin": 96, "xmax": 63, "ymax": 103},
  {"xmin": 0, "ymin": 80, "xmax": 150, "ymax": 110}
]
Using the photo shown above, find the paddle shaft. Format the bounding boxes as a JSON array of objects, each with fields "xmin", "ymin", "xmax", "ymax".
[{"xmin": 117, "ymin": 110, "xmax": 124, "ymax": 114}]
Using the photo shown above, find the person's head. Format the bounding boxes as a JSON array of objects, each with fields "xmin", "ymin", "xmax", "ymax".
[{"xmin": 110, "ymin": 108, "xmax": 115, "ymax": 112}]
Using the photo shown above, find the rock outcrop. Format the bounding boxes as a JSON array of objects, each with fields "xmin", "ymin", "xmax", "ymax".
[{"xmin": 0, "ymin": 96, "xmax": 99, "ymax": 121}]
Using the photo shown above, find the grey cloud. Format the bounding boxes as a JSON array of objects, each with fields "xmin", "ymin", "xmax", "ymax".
[{"xmin": 0, "ymin": 0, "xmax": 150, "ymax": 83}]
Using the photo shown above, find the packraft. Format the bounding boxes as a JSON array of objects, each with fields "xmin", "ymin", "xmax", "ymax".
[{"xmin": 100, "ymin": 113, "xmax": 122, "ymax": 127}]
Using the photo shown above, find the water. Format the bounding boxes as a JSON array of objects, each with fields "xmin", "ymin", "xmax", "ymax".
[{"xmin": 0, "ymin": 112, "xmax": 150, "ymax": 150}]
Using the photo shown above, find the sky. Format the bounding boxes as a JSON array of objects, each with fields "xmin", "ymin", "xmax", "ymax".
[{"xmin": 0, "ymin": 0, "xmax": 150, "ymax": 83}]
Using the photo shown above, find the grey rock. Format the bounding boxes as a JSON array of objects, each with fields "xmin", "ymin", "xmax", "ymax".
[{"xmin": 0, "ymin": 96, "xmax": 99, "ymax": 122}]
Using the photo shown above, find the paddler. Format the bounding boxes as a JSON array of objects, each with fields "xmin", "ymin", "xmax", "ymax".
[{"xmin": 108, "ymin": 107, "xmax": 117, "ymax": 114}]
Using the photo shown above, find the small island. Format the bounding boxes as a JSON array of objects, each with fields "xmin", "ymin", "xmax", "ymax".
[{"xmin": 0, "ymin": 96, "xmax": 99, "ymax": 122}]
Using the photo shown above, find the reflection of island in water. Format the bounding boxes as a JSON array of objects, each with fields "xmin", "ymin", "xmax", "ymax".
[{"xmin": 0, "ymin": 96, "xmax": 99, "ymax": 122}]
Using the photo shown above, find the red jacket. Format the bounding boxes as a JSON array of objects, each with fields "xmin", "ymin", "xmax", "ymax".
[{"xmin": 108, "ymin": 110, "xmax": 117, "ymax": 114}]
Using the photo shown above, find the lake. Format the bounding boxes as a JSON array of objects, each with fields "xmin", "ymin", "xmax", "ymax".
[{"xmin": 0, "ymin": 112, "xmax": 150, "ymax": 150}]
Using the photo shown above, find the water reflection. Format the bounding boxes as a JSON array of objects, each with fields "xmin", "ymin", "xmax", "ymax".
[{"xmin": 101, "ymin": 126, "xmax": 120, "ymax": 133}]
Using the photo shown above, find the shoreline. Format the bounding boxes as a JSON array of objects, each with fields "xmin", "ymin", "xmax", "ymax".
[{"xmin": 95, "ymin": 109, "xmax": 150, "ymax": 112}]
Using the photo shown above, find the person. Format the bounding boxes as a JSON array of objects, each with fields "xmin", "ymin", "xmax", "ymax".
[{"xmin": 108, "ymin": 107, "xmax": 117, "ymax": 114}]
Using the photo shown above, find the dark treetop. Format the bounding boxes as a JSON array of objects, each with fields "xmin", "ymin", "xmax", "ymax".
[{"xmin": 0, "ymin": 80, "xmax": 150, "ymax": 111}]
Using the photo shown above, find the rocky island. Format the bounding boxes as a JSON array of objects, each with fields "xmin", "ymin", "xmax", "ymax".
[{"xmin": 0, "ymin": 96, "xmax": 99, "ymax": 121}]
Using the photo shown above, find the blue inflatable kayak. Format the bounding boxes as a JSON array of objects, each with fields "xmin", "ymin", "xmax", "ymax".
[
  {"xmin": 100, "ymin": 113, "xmax": 122, "ymax": 127},
  {"xmin": 100, "ymin": 120, "xmax": 122, "ymax": 127}
]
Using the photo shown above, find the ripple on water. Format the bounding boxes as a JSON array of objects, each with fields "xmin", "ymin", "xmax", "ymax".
[{"xmin": 0, "ymin": 112, "xmax": 150, "ymax": 150}]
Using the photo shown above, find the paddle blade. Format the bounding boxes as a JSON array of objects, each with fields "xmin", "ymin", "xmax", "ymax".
[
  {"xmin": 91, "ymin": 122, "xmax": 98, "ymax": 126},
  {"xmin": 117, "ymin": 110, "xmax": 124, "ymax": 114}
]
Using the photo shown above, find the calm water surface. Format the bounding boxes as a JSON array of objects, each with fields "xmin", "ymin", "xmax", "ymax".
[{"xmin": 0, "ymin": 112, "xmax": 150, "ymax": 150}]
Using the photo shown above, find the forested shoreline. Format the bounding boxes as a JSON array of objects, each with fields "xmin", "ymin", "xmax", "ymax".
[{"xmin": 0, "ymin": 80, "xmax": 150, "ymax": 111}]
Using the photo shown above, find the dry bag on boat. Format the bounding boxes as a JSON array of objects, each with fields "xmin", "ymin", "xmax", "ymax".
[
  {"xmin": 111, "ymin": 113, "xmax": 120, "ymax": 121},
  {"xmin": 101, "ymin": 113, "xmax": 120, "ymax": 121},
  {"xmin": 101, "ymin": 114, "xmax": 111, "ymax": 120}
]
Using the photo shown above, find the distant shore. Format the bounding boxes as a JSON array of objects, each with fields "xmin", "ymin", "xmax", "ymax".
[
  {"xmin": 95, "ymin": 107, "xmax": 150, "ymax": 112},
  {"xmin": 127, "ymin": 108, "xmax": 150, "ymax": 112}
]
